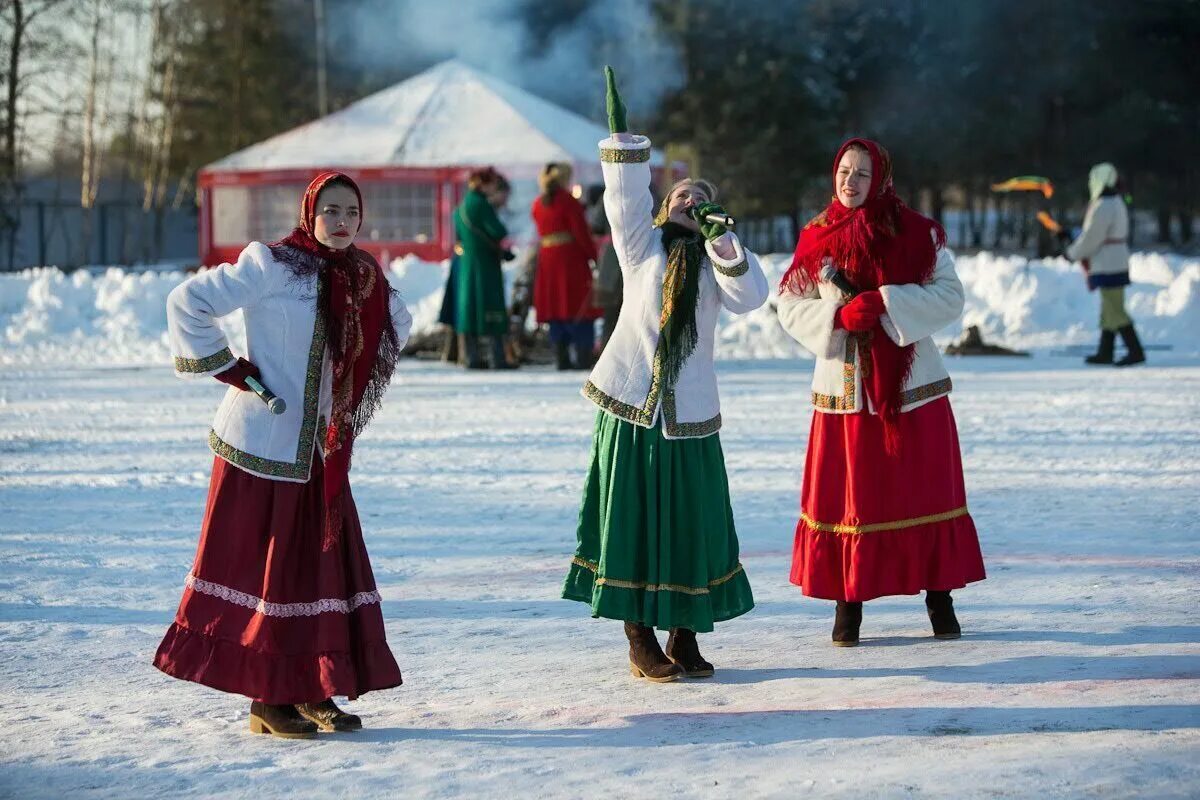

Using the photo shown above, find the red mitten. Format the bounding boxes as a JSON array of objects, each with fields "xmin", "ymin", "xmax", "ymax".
[
  {"xmin": 213, "ymin": 357, "xmax": 261, "ymax": 391},
  {"xmin": 833, "ymin": 291, "xmax": 885, "ymax": 332}
]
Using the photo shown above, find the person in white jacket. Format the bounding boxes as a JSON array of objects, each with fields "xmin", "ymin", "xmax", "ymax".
[
  {"xmin": 153, "ymin": 172, "xmax": 412, "ymax": 739},
  {"xmin": 777, "ymin": 138, "xmax": 985, "ymax": 647},
  {"xmin": 561, "ymin": 68, "xmax": 768, "ymax": 682},
  {"xmin": 1060, "ymin": 162, "xmax": 1144, "ymax": 366}
]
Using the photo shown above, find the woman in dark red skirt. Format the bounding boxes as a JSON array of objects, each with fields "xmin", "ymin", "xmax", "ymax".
[
  {"xmin": 777, "ymin": 139, "xmax": 985, "ymax": 645},
  {"xmin": 155, "ymin": 172, "xmax": 412, "ymax": 737}
]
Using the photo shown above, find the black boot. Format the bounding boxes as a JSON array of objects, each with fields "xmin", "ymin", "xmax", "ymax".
[
  {"xmin": 554, "ymin": 340, "xmax": 571, "ymax": 371},
  {"xmin": 925, "ymin": 590, "xmax": 961, "ymax": 639},
  {"xmin": 624, "ymin": 621, "xmax": 683, "ymax": 682},
  {"xmin": 832, "ymin": 601, "xmax": 862, "ymax": 647},
  {"xmin": 571, "ymin": 345, "xmax": 594, "ymax": 371},
  {"xmin": 665, "ymin": 628, "xmax": 715, "ymax": 677},
  {"xmin": 248, "ymin": 701, "xmax": 318, "ymax": 739},
  {"xmin": 1115, "ymin": 324, "xmax": 1145, "ymax": 366},
  {"xmin": 296, "ymin": 698, "xmax": 363, "ymax": 732},
  {"xmin": 1085, "ymin": 330, "xmax": 1115, "ymax": 365}
]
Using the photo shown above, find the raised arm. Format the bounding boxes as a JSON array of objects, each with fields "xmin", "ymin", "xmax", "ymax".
[
  {"xmin": 600, "ymin": 134, "xmax": 657, "ymax": 270},
  {"xmin": 167, "ymin": 242, "xmax": 277, "ymax": 378},
  {"xmin": 878, "ymin": 246, "xmax": 965, "ymax": 346}
]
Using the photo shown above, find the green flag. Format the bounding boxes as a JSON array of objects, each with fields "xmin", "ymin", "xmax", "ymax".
[{"xmin": 604, "ymin": 65, "xmax": 628, "ymax": 134}]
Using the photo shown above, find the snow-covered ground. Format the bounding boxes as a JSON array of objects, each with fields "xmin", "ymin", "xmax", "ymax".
[
  {"xmin": 1, "ymin": 352, "xmax": 1198, "ymax": 798},
  {"xmin": 3, "ymin": 250, "xmax": 1198, "ymax": 369}
]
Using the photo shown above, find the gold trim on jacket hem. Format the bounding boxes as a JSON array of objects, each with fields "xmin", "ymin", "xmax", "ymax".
[
  {"xmin": 800, "ymin": 506, "xmax": 969, "ymax": 535},
  {"xmin": 207, "ymin": 309, "xmax": 326, "ymax": 480},
  {"xmin": 811, "ymin": 337, "xmax": 953, "ymax": 411}
]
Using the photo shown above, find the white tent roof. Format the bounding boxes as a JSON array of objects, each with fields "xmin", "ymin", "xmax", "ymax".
[{"xmin": 204, "ymin": 60, "xmax": 665, "ymax": 172}]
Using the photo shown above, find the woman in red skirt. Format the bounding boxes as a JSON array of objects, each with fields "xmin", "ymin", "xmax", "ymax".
[
  {"xmin": 532, "ymin": 162, "xmax": 601, "ymax": 370},
  {"xmin": 777, "ymin": 139, "xmax": 985, "ymax": 646},
  {"xmin": 154, "ymin": 172, "xmax": 412, "ymax": 737}
]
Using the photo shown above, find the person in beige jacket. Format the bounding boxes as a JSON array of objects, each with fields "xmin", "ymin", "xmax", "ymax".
[{"xmin": 1061, "ymin": 162, "xmax": 1145, "ymax": 366}]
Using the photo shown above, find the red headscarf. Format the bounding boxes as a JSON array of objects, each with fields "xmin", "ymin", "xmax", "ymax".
[
  {"xmin": 781, "ymin": 138, "xmax": 946, "ymax": 451},
  {"xmin": 273, "ymin": 171, "xmax": 401, "ymax": 549}
]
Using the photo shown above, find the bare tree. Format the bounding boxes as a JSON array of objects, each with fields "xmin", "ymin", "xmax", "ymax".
[{"xmin": 0, "ymin": 0, "xmax": 70, "ymax": 269}]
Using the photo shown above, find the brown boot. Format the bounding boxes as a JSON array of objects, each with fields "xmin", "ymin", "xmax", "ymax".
[
  {"xmin": 925, "ymin": 591, "xmax": 962, "ymax": 639},
  {"xmin": 624, "ymin": 621, "xmax": 683, "ymax": 682},
  {"xmin": 296, "ymin": 698, "xmax": 362, "ymax": 732},
  {"xmin": 665, "ymin": 628, "xmax": 715, "ymax": 677},
  {"xmin": 248, "ymin": 701, "xmax": 318, "ymax": 739},
  {"xmin": 832, "ymin": 601, "xmax": 862, "ymax": 647}
]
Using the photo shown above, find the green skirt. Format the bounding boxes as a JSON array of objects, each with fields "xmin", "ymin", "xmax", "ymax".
[{"xmin": 562, "ymin": 411, "xmax": 754, "ymax": 633}]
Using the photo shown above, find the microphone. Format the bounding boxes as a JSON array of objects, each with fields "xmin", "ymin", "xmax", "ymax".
[
  {"xmin": 820, "ymin": 263, "xmax": 860, "ymax": 299},
  {"xmin": 685, "ymin": 206, "xmax": 736, "ymax": 228},
  {"xmin": 244, "ymin": 375, "xmax": 287, "ymax": 415}
]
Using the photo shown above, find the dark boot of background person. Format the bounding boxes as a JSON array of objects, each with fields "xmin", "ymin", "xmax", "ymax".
[
  {"xmin": 1085, "ymin": 330, "xmax": 1115, "ymax": 365},
  {"xmin": 460, "ymin": 334, "xmax": 484, "ymax": 369},
  {"xmin": 665, "ymin": 627, "xmax": 715, "ymax": 677},
  {"xmin": 555, "ymin": 340, "xmax": 571, "ymax": 371},
  {"xmin": 440, "ymin": 326, "xmax": 459, "ymax": 364},
  {"xmin": 490, "ymin": 335, "xmax": 517, "ymax": 370},
  {"xmin": 296, "ymin": 698, "xmax": 363, "ymax": 732},
  {"xmin": 248, "ymin": 701, "xmax": 318, "ymax": 739},
  {"xmin": 925, "ymin": 590, "xmax": 962, "ymax": 639},
  {"xmin": 571, "ymin": 322, "xmax": 596, "ymax": 370},
  {"xmin": 832, "ymin": 600, "xmax": 862, "ymax": 647},
  {"xmin": 624, "ymin": 621, "xmax": 683, "ymax": 682},
  {"xmin": 571, "ymin": 345, "xmax": 594, "ymax": 371},
  {"xmin": 1115, "ymin": 324, "xmax": 1146, "ymax": 367}
]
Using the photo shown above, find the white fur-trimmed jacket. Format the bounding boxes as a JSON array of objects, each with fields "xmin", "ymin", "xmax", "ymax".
[
  {"xmin": 582, "ymin": 134, "xmax": 770, "ymax": 439},
  {"xmin": 167, "ymin": 242, "xmax": 412, "ymax": 482},
  {"xmin": 776, "ymin": 245, "xmax": 963, "ymax": 414}
]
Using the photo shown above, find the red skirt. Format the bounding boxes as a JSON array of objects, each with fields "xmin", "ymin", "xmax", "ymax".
[
  {"xmin": 790, "ymin": 396, "xmax": 986, "ymax": 602},
  {"xmin": 533, "ymin": 244, "xmax": 601, "ymax": 323},
  {"xmin": 153, "ymin": 456, "xmax": 402, "ymax": 704}
]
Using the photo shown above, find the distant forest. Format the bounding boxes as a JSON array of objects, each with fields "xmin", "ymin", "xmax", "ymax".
[{"xmin": 4, "ymin": 0, "xmax": 1197, "ymax": 257}]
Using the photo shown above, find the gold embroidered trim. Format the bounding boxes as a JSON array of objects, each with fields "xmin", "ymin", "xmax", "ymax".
[
  {"xmin": 600, "ymin": 147, "xmax": 651, "ymax": 163},
  {"xmin": 662, "ymin": 390, "xmax": 721, "ymax": 438},
  {"xmin": 812, "ymin": 335, "xmax": 858, "ymax": 410},
  {"xmin": 174, "ymin": 347, "xmax": 234, "ymax": 374},
  {"xmin": 540, "ymin": 231, "xmax": 574, "ymax": 247},
  {"xmin": 711, "ymin": 258, "xmax": 748, "ymax": 278},
  {"xmin": 800, "ymin": 506, "xmax": 969, "ymax": 535},
  {"xmin": 208, "ymin": 307, "xmax": 326, "ymax": 480},
  {"xmin": 901, "ymin": 377, "xmax": 953, "ymax": 406},
  {"xmin": 571, "ymin": 556, "xmax": 744, "ymax": 596}
]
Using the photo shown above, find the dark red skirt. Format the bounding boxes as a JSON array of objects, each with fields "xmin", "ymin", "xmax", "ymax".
[
  {"xmin": 790, "ymin": 396, "xmax": 986, "ymax": 602},
  {"xmin": 153, "ymin": 456, "xmax": 402, "ymax": 704}
]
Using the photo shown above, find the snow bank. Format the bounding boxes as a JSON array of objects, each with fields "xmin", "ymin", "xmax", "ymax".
[{"xmin": 2, "ymin": 251, "xmax": 1197, "ymax": 367}]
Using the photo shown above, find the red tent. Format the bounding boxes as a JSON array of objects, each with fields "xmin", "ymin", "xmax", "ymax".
[{"xmin": 197, "ymin": 60, "xmax": 673, "ymax": 266}]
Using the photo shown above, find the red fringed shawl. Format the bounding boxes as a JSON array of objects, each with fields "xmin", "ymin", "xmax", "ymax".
[
  {"xmin": 780, "ymin": 138, "xmax": 946, "ymax": 451},
  {"xmin": 271, "ymin": 171, "xmax": 401, "ymax": 548}
]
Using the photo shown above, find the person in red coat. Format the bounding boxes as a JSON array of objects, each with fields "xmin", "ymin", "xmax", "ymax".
[{"xmin": 532, "ymin": 162, "xmax": 601, "ymax": 369}]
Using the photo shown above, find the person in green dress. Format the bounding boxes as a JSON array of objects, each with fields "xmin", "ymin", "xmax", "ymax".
[
  {"xmin": 561, "ymin": 68, "xmax": 769, "ymax": 682},
  {"xmin": 454, "ymin": 167, "xmax": 516, "ymax": 369}
]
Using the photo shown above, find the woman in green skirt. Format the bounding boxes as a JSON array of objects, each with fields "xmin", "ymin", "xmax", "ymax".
[{"xmin": 562, "ymin": 69, "xmax": 769, "ymax": 682}]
